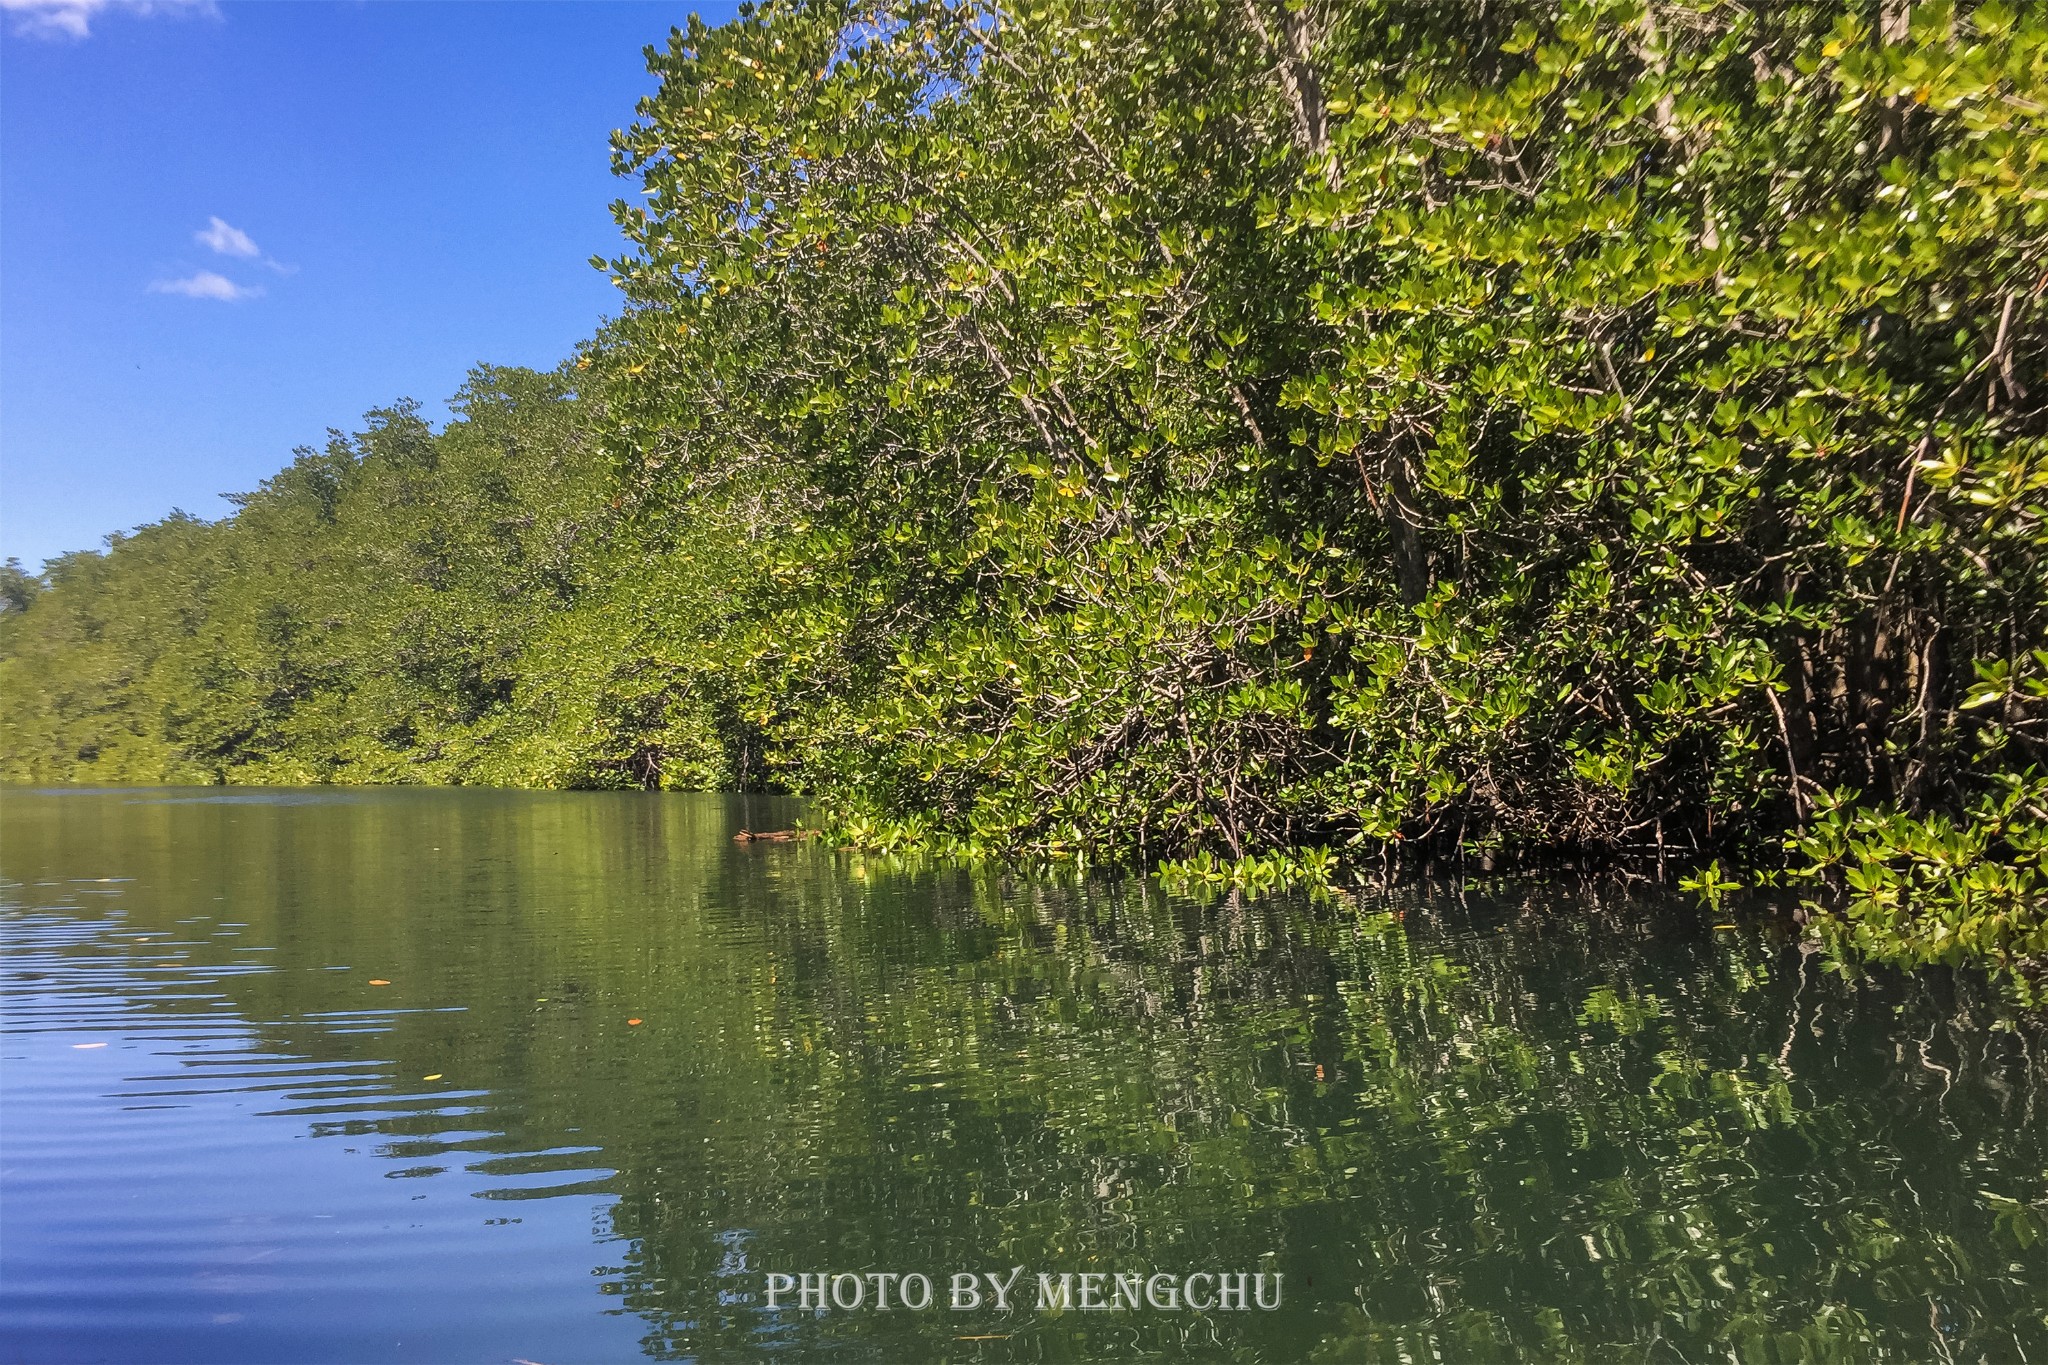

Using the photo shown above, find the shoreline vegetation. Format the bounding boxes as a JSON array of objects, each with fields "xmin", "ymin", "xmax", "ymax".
[{"xmin": 3, "ymin": 0, "xmax": 2044, "ymax": 995}]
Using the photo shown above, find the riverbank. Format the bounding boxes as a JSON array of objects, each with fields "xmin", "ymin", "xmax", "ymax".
[{"xmin": 5, "ymin": 0, "xmax": 2045, "ymax": 997}]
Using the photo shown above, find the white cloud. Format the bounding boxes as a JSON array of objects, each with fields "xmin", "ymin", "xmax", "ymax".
[
  {"xmin": 152, "ymin": 219, "xmax": 289, "ymax": 298},
  {"xmin": 1, "ymin": 0, "xmax": 216, "ymax": 40},
  {"xmin": 149, "ymin": 270, "xmax": 260, "ymax": 301},
  {"xmin": 194, "ymin": 216, "xmax": 294, "ymax": 273},
  {"xmin": 195, "ymin": 215, "xmax": 259, "ymax": 259}
]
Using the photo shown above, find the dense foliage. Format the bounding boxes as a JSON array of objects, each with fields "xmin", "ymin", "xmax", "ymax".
[
  {"xmin": 4, "ymin": 0, "xmax": 2045, "ymax": 986},
  {"xmin": 0, "ymin": 368, "xmax": 738, "ymax": 789}
]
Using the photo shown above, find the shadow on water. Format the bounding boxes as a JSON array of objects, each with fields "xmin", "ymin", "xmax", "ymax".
[{"xmin": 1, "ymin": 788, "xmax": 2043, "ymax": 1362}]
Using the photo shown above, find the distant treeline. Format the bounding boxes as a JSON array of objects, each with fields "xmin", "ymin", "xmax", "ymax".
[{"xmin": 4, "ymin": 0, "xmax": 2044, "ymax": 989}]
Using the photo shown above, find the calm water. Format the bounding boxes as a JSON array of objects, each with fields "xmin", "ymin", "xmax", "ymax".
[{"xmin": 2, "ymin": 789, "xmax": 2043, "ymax": 1364}]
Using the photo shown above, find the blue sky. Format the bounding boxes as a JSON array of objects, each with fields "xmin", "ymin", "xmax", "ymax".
[{"xmin": 1, "ymin": 0, "xmax": 736, "ymax": 572}]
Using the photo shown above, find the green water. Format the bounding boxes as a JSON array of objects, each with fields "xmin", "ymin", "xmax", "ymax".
[{"xmin": 2, "ymin": 788, "xmax": 2043, "ymax": 1363}]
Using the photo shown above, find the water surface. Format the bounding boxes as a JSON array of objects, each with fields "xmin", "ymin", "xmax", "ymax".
[{"xmin": 3, "ymin": 788, "xmax": 2043, "ymax": 1362}]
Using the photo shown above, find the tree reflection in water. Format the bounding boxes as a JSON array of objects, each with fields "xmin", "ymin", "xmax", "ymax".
[{"xmin": 3, "ymin": 788, "xmax": 2041, "ymax": 1362}]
